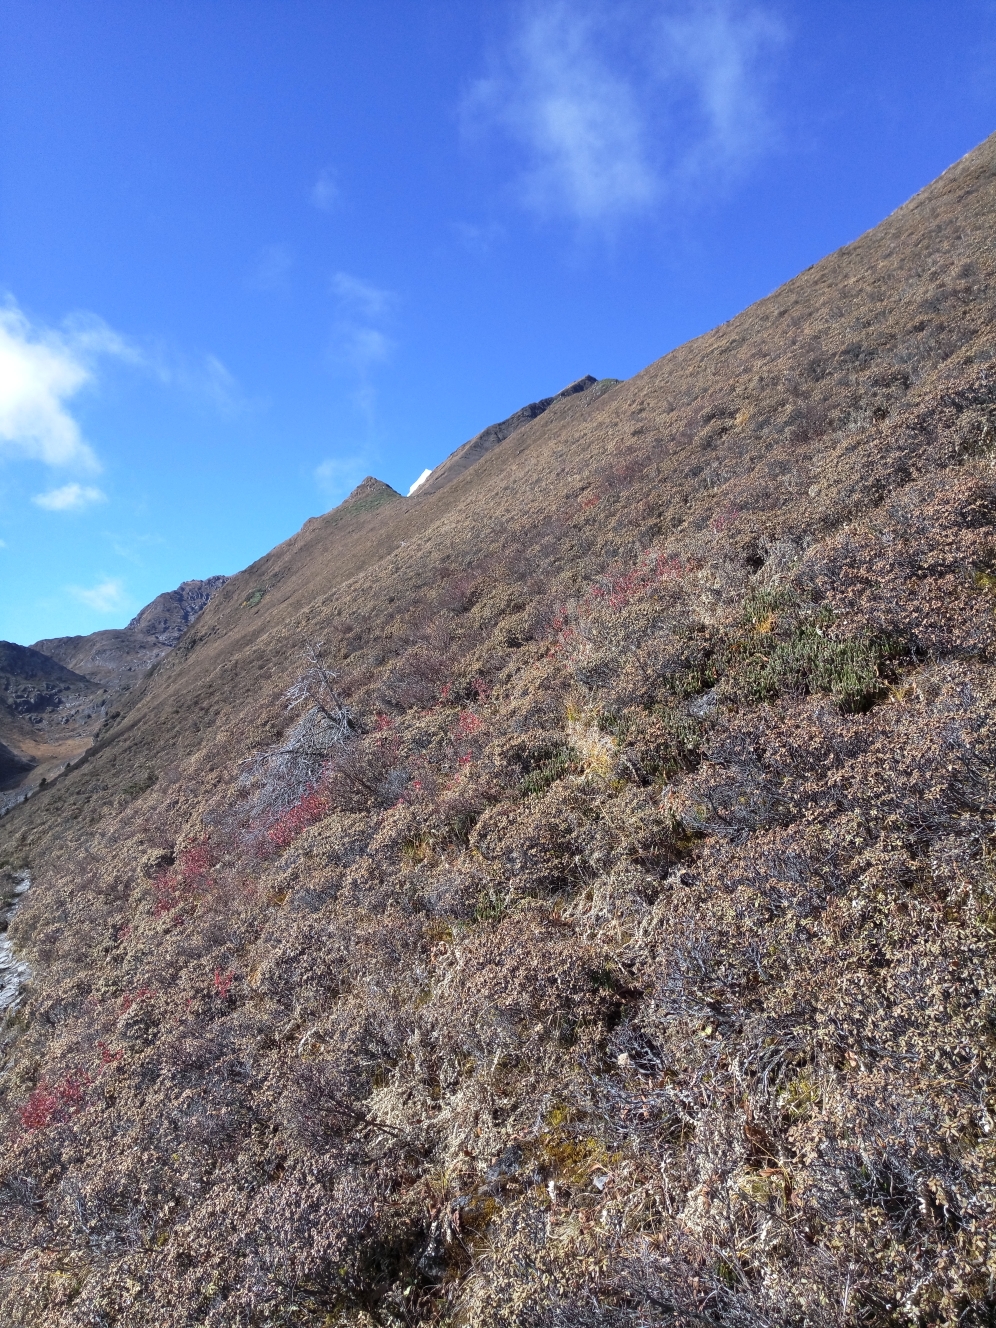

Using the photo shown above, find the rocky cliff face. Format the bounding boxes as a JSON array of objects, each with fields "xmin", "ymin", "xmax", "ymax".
[{"xmin": 125, "ymin": 575, "xmax": 231, "ymax": 648}]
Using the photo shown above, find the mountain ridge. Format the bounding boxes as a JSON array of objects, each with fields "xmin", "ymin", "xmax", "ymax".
[{"xmin": 413, "ymin": 373, "xmax": 604, "ymax": 497}]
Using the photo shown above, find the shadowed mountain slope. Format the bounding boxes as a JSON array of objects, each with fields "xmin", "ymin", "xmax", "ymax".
[
  {"xmin": 0, "ymin": 645, "xmax": 101, "ymax": 794},
  {"xmin": 0, "ymin": 742, "xmax": 32, "ymax": 789},
  {"xmin": 3, "ymin": 136, "xmax": 996, "ymax": 1326},
  {"xmin": 33, "ymin": 575, "xmax": 230, "ymax": 684},
  {"xmin": 0, "ymin": 577, "xmax": 230, "ymax": 806}
]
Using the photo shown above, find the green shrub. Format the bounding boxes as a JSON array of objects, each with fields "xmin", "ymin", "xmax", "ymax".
[
  {"xmin": 732, "ymin": 625, "xmax": 885, "ymax": 710},
  {"xmin": 719, "ymin": 591, "xmax": 890, "ymax": 711},
  {"xmin": 518, "ymin": 743, "xmax": 579, "ymax": 796}
]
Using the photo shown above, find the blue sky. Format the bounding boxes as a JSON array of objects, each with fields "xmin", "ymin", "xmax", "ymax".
[{"xmin": 2, "ymin": 1, "xmax": 995, "ymax": 645}]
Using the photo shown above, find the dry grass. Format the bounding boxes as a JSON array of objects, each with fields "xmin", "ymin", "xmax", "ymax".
[{"xmin": 3, "ymin": 136, "xmax": 996, "ymax": 1325}]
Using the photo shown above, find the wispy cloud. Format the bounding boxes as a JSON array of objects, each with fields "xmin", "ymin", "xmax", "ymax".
[
  {"xmin": 144, "ymin": 346, "xmax": 249, "ymax": 417},
  {"xmin": 33, "ymin": 483, "xmax": 107, "ymax": 512},
  {"xmin": 68, "ymin": 576, "xmax": 128, "ymax": 613},
  {"xmin": 249, "ymin": 243, "xmax": 294, "ymax": 293},
  {"xmin": 656, "ymin": 2, "xmax": 784, "ymax": 180},
  {"xmin": 328, "ymin": 272, "xmax": 398, "ymax": 417},
  {"xmin": 194, "ymin": 354, "xmax": 246, "ymax": 416},
  {"xmin": 0, "ymin": 300, "xmax": 136, "ymax": 472},
  {"xmin": 331, "ymin": 272, "xmax": 396, "ymax": 321},
  {"xmin": 108, "ymin": 530, "xmax": 165, "ymax": 564},
  {"xmin": 464, "ymin": 0, "xmax": 784, "ymax": 225},
  {"xmin": 452, "ymin": 220, "xmax": 507, "ymax": 255},
  {"xmin": 335, "ymin": 326, "xmax": 394, "ymax": 375},
  {"xmin": 311, "ymin": 167, "xmax": 341, "ymax": 212},
  {"xmin": 314, "ymin": 454, "xmax": 367, "ymax": 504}
]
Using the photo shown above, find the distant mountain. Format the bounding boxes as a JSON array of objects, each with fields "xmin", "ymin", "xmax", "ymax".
[
  {"xmin": 0, "ymin": 575, "xmax": 228, "ymax": 799},
  {"xmin": 33, "ymin": 575, "xmax": 229, "ymax": 683},
  {"xmin": 0, "ymin": 640, "xmax": 96, "ymax": 699}
]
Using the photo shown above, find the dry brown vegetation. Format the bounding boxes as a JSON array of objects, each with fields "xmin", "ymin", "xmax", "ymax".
[{"xmin": 3, "ymin": 137, "xmax": 996, "ymax": 1326}]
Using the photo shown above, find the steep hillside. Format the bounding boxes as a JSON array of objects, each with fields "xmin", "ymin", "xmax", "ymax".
[{"xmin": 2, "ymin": 136, "xmax": 996, "ymax": 1327}]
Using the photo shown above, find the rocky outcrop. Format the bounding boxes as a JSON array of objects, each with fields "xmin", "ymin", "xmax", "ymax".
[
  {"xmin": 126, "ymin": 575, "xmax": 231, "ymax": 647},
  {"xmin": 335, "ymin": 477, "xmax": 402, "ymax": 515},
  {"xmin": 0, "ymin": 871, "xmax": 30, "ymax": 1012}
]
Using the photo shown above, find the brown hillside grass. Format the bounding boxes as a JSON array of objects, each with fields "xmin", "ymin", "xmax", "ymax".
[{"xmin": 2, "ymin": 136, "xmax": 996, "ymax": 1326}]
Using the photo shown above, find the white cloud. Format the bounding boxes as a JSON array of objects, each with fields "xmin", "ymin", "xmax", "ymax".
[
  {"xmin": 0, "ymin": 301, "xmax": 125, "ymax": 471},
  {"xmin": 467, "ymin": 5, "xmax": 655, "ymax": 221},
  {"xmin": 0, "ymin": 297, "xmax": 246, "ymax": 483},
  {"xmin": 249, "ymin": 243, "xmax": 294, "ymax": 293},
  {"xmin": 33, "ymin": 483, "xmax": 107, "ymax": 512},
  {"xmin": 0, "ymin": 538, "xmax": 6, "ymax": 549},
  {"xmin": 464, "ymin": 0, "xmax": 783, "ymax": 224},
  {"xmin": 311, "ymin": 167, "xmax": 341, "ymax": 212},
  {"xmin": 409, "ymin": 468, "xmax": 432, "ymax": 495},
  {"xmin": 68, "ymin": 576, "xmax": 128, "ymax": 613}
]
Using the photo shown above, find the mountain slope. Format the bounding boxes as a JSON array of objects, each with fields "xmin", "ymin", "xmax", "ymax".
[
  {"xmin": 2, "ymin": 137, "xmax": 996, "ymax": 1326},
  {"xmin": 414, "ymin": 373, "xmax": 602, "ymax": 497},
  {"xmin": 0, "ymin": 644, "xmax": 102, "ymax": 795}
]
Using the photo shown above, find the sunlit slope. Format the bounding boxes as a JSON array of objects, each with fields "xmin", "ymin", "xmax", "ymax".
[
  {"xmin": 1, "ymin": 134, "xmax": 996, "ymax": 1328},
  {"xmin": 22, "ymin": 131, "xmax": 995, "ymax": 826}
]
